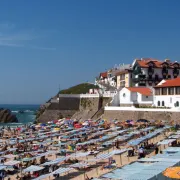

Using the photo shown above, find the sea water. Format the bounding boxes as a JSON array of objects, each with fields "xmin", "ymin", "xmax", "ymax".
[{"xmin": 0, "ymin": 104, "xmax": 40, "ymax": 126}]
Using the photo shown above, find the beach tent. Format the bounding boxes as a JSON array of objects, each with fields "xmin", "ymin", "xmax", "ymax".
[
  {"xmin": 52, "ymin": 167, "xmax": 73, "ymax": 175},
  {"xmin": 4, "ymin": 160, "xmax": 20, "ymax": 166},
  {"xmin": 3, "ymin": 154, "xmax": 18, "ymax": 159},
  {"xmin": 23, "ymin": 165, "xmax": 44, "ymax": 172},
  {"xmin": 33, "ymin": 173, "xmax": 52, "ymax": 180},
  {"xmin": 158, "ymin": 139, "xmax": 176, "ymax": 145},
  {"xmin": 70, "ymin": 163, "xmax": 89, "ymax": 168},
  {"xmin": 41, "ymin": 157, "xmax": 66, "ymax": 166}
]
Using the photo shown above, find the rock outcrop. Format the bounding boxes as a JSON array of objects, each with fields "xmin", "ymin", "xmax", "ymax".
[{"xmin": 0, "ymin": 109, "xmax": 18, "ymax": 123}]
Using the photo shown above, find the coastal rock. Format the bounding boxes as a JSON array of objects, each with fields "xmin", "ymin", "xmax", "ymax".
[{"xmin": 0, "ymin": 109, "xmax": 18, "ymax": 123}]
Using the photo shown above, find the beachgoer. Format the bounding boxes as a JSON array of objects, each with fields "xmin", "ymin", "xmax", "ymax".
[{"xmin": 155, "ymin": 146, "xmax": 159, "ymax": 154}]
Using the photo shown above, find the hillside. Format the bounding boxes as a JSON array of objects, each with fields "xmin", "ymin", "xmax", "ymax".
[{"xmin": 59, "ymin": 83, "xmax": 99, "ymax": 94}]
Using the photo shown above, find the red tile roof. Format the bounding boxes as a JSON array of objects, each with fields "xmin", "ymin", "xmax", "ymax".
[
  {"xmin": 136, "ymin": 58, "xmax": 179, "ymax": 68},
  {"xmin": 126, "ymin": 87, "xmax": 152, "ymax": 96},
  {"xmin": 155, "ymin": 77, "xmax": 180, "ymax": 87},
  {"xmin": 100, "ymin": 72, "xmax": 107, "ymax": 78}
]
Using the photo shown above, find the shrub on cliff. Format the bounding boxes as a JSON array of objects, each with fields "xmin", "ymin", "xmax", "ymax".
[{"xmin": 59, "ymin": 83, "xmax": 99, "ymax": 94}]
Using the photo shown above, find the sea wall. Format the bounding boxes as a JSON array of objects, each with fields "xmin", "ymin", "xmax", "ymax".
[
  {"xmin": 103, "ymin": 106, "xmax": 180, "ymax": 123},
  {"xmin": 37, "ymin": 95, "xmax": 112, "ymax": 122}
]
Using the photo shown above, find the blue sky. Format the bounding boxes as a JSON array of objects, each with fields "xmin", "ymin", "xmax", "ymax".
[{"xmin": 0, "ymin": 0, "xmax": 180, "ymax": 104}]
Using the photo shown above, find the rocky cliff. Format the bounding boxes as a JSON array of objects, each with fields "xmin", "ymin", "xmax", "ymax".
[{"xmin": 0, "ymin": 109, "xmax": 18, "ymax": 123}]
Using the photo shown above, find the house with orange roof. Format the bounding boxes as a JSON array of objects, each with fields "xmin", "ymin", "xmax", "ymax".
[
  {"xmin": 119, "ymin": 87, "xmax": 153, "ymax": 107},
  {"xmin": 132, "ymin": 58, "xmax": 180, "ymax": 87},
  {"xmin": 154, "ymin": 77, "xmax": 180, "ymax": 108}
]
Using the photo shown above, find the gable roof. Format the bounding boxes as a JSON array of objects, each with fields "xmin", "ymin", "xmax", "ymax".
[
  {"xmin": 99, "ymin": 72, "xmax": 107, "ymax": 78},
  {"xmin": 135, "ymin": 58, "xmax": 179, "ymax": 68},
  {"xmin": 126, "ymin": 87, "xmax": 152, "ymax": 96},
  {"xmin": 155, "ymin": 77, "xmax": 180, "ymax": 87}
]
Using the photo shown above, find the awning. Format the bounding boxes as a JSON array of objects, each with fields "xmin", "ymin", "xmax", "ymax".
[
  {"xmin": 41, "ymin": 157, "xmax": 66, "ymax": 166},
  {"xmin": 4, "ymin": 160, "xmax": 20, "ymax": 166},
  {"xmin": 23, "ymin": 165, "xmax": 44, "ymax": 172},
  {"xmin": 33, "ymin": 173, "xmax": 52, "ymax": 180},
  {"xmin": 70, "ymin": 163, "xmax": 88, "ymax": 168},
  {"xmin": 158, "ymin": 139, "xmax": 176, "ymax": 145},
  {"xmin": 52, "ymin": 167, "xmax": 73, "ymax": 175}
]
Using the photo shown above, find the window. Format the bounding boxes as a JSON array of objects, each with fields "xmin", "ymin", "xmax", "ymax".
[
  {"xmin": 158, "ymin": 101, "xmax": 160, "ymax": 106},
  {"xmin": 155, "ymin": 88, "xmax": 160, "ymax": 95},
  {"xmin": 120, "ymin": 81, "xmax": 125, "ymax": 87},
  {"xmin": 162, "ymin": 101, "xmax": 165, "ymax": 106},
  {"xmin": 120, "ymin": 74, "xmax": 125, "ymax": 80},
  {"xmin": 168, "ymin": 87, "xmax": 174, "ymax": 95},
  {"xmin": 175, "ymin": 87, "xmax": 180, "ymax": 95},
  {"xmin": 146, "ymin": 96, "xmax": 148, "ymax": 98},
  {"xmin": 123, "ymin": 93, "xmax": 126, "ymax": 97},
  {"xmin": 162, "ymin": 88, "xmax": 167, "ymax": 95},
  {"xmin": 176, "ymin": 101, "xmax": 179, "ymax": 107}
]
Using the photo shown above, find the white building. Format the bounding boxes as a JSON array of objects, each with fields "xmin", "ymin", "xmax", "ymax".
[
  {"xmin": 154, "ymin": 77, "xmax": 180, "ymax": 108},
  {"xmin": 131, "ymin": 58, "xmax": 180, "ymax": 87},
  {"xmin": 119, "ymin": 87, "xmax": 153, "ymax": 107}
]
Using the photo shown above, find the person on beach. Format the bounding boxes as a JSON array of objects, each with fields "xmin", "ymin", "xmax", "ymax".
[{"xmin": 155, "ymin": 146, "xmax": 159, "ymax": 154}]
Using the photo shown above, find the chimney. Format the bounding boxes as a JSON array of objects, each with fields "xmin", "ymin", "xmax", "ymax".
[{"xmin": 165, "ymin": 59, "xmax": 170, "ymax": 63}]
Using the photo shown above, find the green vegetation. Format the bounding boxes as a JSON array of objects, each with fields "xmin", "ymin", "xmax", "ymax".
[
  {"xmin": 59, "ymin": 83, "xmax": 99, "ymax": 94},
  {"xmin": 81, "ymin": 98, "xmax": 92, "ymax": 108}
]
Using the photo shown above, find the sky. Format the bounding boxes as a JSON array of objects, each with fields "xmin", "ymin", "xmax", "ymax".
[{"xmin": 0, "ymin": 0, "xmax": 180, "ymax": 104}]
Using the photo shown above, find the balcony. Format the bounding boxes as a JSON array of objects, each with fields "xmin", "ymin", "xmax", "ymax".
[{"xmin": 132, "ymin": 74, "xmax": 146, "ymax": 82}]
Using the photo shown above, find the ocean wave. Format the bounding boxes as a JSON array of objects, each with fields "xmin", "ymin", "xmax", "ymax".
[
  {"xmin": 12, "ymin": 110, "xmax": 34, "ymax": 113},
  {"xmin": 24, "ymin": 110, "xmax": 34, "ymax": 113}
]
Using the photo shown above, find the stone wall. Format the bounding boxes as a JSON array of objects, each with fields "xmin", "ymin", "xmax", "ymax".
[
  {"xmin": 103, "ymin": 110, "xmax": 180, "ymax": 123},
  {"xmin": 37, "ymin": 110, "xmax": 77, "ymax": 123}
]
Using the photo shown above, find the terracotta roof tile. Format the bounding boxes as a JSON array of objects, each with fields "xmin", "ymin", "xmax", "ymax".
[
  {"xmin": 136, "ymin": 58, "xmax": 179, "ymax": 68},
  {"xmin": 100, "ymin": 72, "xmax": 107, "ymax": 78},
  {"xmin": 126, "ymin": 87, "xmax": 152, "ymax": 96},
  {"xmin": 155, "ymin": 77, "xmax": 180, "ymax": 87}
]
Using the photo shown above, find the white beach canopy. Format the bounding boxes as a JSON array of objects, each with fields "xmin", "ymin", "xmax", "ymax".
[
  {"xmin": 0, "ymin": 165, "xmax": 7, "ymax": 170},
  {"xmin": 70, "ymin": 163, "xmax": 89, "ymax": 168},
  {"xmin": 41, "ymin": 157, "xmax": 66, "ymax": 166},
  {"xmin": 4, "ymin": 160, "xmax": 20, "ymax": 166},
  {"xmin": 157, "ymin": 139, "xmax": 176, "ymax": 145},
  {"xmin": 33, "ymin": 173, "xmax": 52, "ymax": 180},
  {"xmin": 52, "ymin": 167, "xmax": 73, "ymax": 175},
  {"xmin": 23, "ymin": 165, "xmax": 44, "ymax": 172}
]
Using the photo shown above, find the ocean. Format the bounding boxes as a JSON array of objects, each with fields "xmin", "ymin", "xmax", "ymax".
[{"xmin": 0, "ymin": 104, "xmax": 40, "ymax": 126}]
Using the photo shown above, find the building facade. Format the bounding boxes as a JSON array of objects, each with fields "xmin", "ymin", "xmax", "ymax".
[
  {"xmin": 131, "ymin": 58, "xmax": 180, "ymax": 87},
  {"xmin": 154, "ymin": 78, "xmax": 180, "ymax": 108},
  {"xmin": 119, "ymin": 87, "xmax": 153, "ymax": 107},
  {"xmin": 116, "ymin": 70, "xmax": 132, "ymax": 89}
]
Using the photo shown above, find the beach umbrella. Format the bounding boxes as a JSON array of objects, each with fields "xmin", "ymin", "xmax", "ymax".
[
  {"xmin": 82, "ymin": 122, "xmax": 88, "ymax": 126},
  {"xmin": 40, "ymin": 123, "xmax": 46, "ymax": 127},
  {"xmin": 126, "ymin": 120, "xmax": 132, "ymax": 123},
  {"xmin": 137, "ymin": 119, "xmax": 149, "ymax": 123},
  {"xmin": 53, "ymin": 120, "xmax": 58, "ymax": 124},
  {"xmin": 163, "ymin": 167, "xmax": 180, "ymax": 179}
]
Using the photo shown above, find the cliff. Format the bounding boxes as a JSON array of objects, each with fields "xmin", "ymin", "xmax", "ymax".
[{"xmin": 0, "ymin": 109, "xmax": 18, "ymax": 123}]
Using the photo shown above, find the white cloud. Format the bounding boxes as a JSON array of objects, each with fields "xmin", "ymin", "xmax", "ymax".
[{"xmin": 0, "ymin": 22, "xmax": 56, "ymax": 50}]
